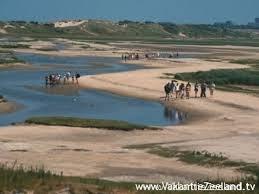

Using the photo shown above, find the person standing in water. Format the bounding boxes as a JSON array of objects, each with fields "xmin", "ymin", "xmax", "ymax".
[
  {"xmin": 75, "ymin": 72, "xmax": 81, "ymax": 84},
  {"xmin": 45, "ymin": 75, "xmax": 49, "ymax": 87}
]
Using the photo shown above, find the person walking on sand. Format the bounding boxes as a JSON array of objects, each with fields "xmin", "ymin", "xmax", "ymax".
[
  {"xmin": 209, "ymin": 81, "xmax": 216, "ymax": 97},
  {"xmin": 175, "ymin": 83, "xmax": 180, "ymax": 99},
  {"xmin": 194, "ymin": 81, "xmax": 199, "ymax": 98},
  {"xmin": 186, "ymin": 82, "xmax": 191, "ymax": 99},
  {"xmin": 170, "ymin": 80, "xmax": 176, "ymax": 98},
  {"xmin": 63, "ymin": 74, "xmax": 67, "ymax": 85},
  {"xmin": 200, "ymin": 81, "xmax": 207, "ymax": 98},
  {"xmin": 164, "ymin": 82, "xmax": 171, "ymax": 101},
  {"xmin": 66, "ymin": 72, "xmax": 71, "ymax": 82},
  {"xmin": 179, "ymin": 83, "xmax": 185, "ymax": 99}
]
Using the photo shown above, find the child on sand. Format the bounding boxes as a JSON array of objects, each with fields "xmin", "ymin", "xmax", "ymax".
[{"xmin": 209, "ymin": 82, "xmax": 216, "ymax": 97}]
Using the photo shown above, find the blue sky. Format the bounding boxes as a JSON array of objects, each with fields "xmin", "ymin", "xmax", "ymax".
[{"xmin": 0, "ymin": 0, "xmax": 258, "ymax": 24}]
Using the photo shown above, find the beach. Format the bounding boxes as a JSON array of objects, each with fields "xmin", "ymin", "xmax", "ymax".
[{"xmin": 0, "ymin": 41, "xmax": 259, "ymax": 183}]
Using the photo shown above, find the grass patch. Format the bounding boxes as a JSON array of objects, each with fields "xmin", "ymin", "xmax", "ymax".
[
  {"xmin": 175, "ymin": 69, "xmax": 259, "ymax": 86},
  {"xmin": 0, "ymin": 57, "xmax": 24, "ymax": 64},
  {"xmin": 0, "ymin": 161, "xmax": 257, "ymax": 194},
  {"xmin": 36, "ymin": 47, "xmax": 58, "ymax": 51},
  {"xmin": 0, "ymin": 44, "xmax": 30, "ymax": 49},
  {"xmin": 147, "ymin": 146, "xmax": 246, "ymax": 167},
  {"xmin": 126, "ymin": 144, "xmax": 259, "ymax": 192},
  {"xmin": 230, "ymin": 59, "xmax": 259, "ymax": 66},
  {"xmin": 0, "ymin": 51, "xmax": 25, "ymax": 64},
  {"xmin": 25, "ymin": 116, "xmax": 154, "ymax": 131}
]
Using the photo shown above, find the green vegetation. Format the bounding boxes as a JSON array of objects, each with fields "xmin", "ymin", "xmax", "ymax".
[
  {"xmin": 0, "ymin": 44, "xmax": 30, "ymax": 49},
  {"xmin": 230, "ymin": 59, "xmax": 259, "ymax": 65},
  {"xmin": 36, "ymin": 47, "xmax": 58, "ymax": 51},
  {"xmin": 175, "ymin": 69, "xmax": 259, "ymax": 86},
  {"xmin": 147, "ymin": 146, "xmax": 245, "ymax": 167},
  {"xmin": 0, "ymin": 50, "xmax": 25, "ymax": 64},
  {"xmin": 0, "ymin": 56, "xmax": 24, "ymax": 64},
  {"xmin": 230, "ymin": 59, "xmax": 259, "ymax": 67},
  {"xmin": 126, "ymin": 144, "xmax": 248, "ymax": 168},
  {"xmin": 126, "ymin": 144, "xmax": 259, "ymax": 192},
  {"xmin": 2, "ymin": 20, "xmax": 259, "ymax": 47},
  {"xmin": 0, "ymin": 161, "xmax": 258, "ymax": 194},
  {"xmin": 25, "ymin": 116, "xmax": 153, "ymax": 131},
  {"xmin": 0, "ymin": 162, "xmax": 137, "ymax": 194}
]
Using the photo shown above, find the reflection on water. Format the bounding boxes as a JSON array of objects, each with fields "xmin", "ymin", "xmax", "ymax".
[
  {"xmin": 25, "ymin": 85, "xmax": 80, "ymax": 96},
  {"xmin": 0, "ymin": 53, "xmax": 186, "ymax": 126},
  {"xmin": 164, "ymin": 107, "xmax": 185, "ymax": 122}
]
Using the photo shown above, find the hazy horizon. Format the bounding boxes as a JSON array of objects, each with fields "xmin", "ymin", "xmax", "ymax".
[{"xmin": 0, "ymin": 0, "xmax": 259, "ymax": 24}]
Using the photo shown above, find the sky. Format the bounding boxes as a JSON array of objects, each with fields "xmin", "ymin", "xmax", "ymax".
[{"xmin": 0, "ymin": 0, "xmax": 258, "ymax": 24}]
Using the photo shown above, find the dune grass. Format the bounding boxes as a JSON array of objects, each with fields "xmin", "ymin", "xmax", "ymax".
[
  {"xmin": 0, "ymin": 161, "xmax": 258, "ymax": 194},
  {"xmin": 25, "ymin": 116, "xmax": 153, "ymax": 131},
  {"xmin": 175, "ymin": 69, "xmax": 259, "ymax": 86},
  {"xmin": 0, "ymin": 56, "xmax": 24, "ymax": 64},
  {"xmin": 230, "ymin": 59, "xmax": 259, "ymax": 66},
  {"xmin": 126, "ymin": 144, "xmax": 259, "ymax": 191},
  {"xmin": 0, "ymin": 44, "xmax": 30, "ymax": 49},
  {"xmin": 0, "ymin": 51, "xmax": 25, "ymax": 64},
  {"xmin": 0, "ymin": 161, "xmax": 137, "ymax": 194},
  {"xmin": 147, "ymin": 146, "xmax": 248, "ymax": 167}
]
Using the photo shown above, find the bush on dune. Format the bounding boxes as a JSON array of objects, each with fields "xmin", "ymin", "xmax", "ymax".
[{"xmin": 175, "ymin": 69, "xmax": 259, "ymax": 86}]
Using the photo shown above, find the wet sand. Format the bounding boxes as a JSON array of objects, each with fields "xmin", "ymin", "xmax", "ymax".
[{"xmin": 0, "ymin": 101, "xmax": 20, "ymax": 114}]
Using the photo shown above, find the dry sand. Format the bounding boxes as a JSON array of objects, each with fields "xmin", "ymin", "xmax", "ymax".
[{"xmin": 0, "ymin": 42, "xmax": 259, "ymax": 183}]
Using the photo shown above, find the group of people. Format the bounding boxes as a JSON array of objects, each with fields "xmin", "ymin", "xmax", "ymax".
[
  {"xmin": 164, "ymin": 80, "xmax": 216, "ymax": 101},
  {"xmin": 122, "ymin": 53, "xmax": 140, "ymax": 62},
  {"xmin": 122, "ymin": 51, "xmax": 180, "ymax": 62},
  {"xmin": 45, "ymin": 72, "xmax": 81, "ymax": 87}
]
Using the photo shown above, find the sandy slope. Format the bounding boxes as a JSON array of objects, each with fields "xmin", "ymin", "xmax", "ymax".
[
  {"xmin": 0, "ymin": 101, "xmax": 19, "ymax": 114},
  {"xmin": 1, "ymin": 43, "xmax": 259, "ymax": 183}
]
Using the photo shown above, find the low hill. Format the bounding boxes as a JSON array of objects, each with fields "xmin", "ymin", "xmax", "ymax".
[{"xmin": 0, "ymin": 19, "xmax": 255, "ymax": 39}]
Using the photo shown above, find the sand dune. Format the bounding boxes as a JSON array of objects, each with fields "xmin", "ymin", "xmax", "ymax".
[{"xmin": 54, "ymin": 20, "xmax": 87, "ymax": 28}]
